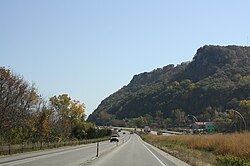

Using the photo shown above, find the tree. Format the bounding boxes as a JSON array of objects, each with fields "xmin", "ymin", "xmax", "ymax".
[
  {"xmin": 69, "ymin": 100, "xmax": 86, "ymax": 125},
  {"xmin": 155, "ymin": 110, "xmax": 163, "ymax": 127},
  {"xmin": 71, "ymin": 122, "xmax": 87, "ymax": 139},
  {"xmin": 172, "ymin": 109, "xmax": 185, "ymax": 126},
  {"xmin": 50, "ymin": 94, "xmax": 71, "ymax": 138},
  {"xmin": 49, "ymin": 94, "xmax": 86, "ymax": 139},
  {"xmin": 162, "ymin": 118, "xmax": 173, "ymax": 128},
  {"xmin": 127, "ymin": 117, "xmax": 147, "ymax": 128},
  {"xmin": 144, "ymin": 114, "xmax": 153, "ymax": 126},
  {"xmin": 239, "ymin": 100, "xmax": 250, "ymax": 130},
  {"xmin": 0, "ymin": 67, "xmax": 40, "ymax": 143},
  {"xmin": 36, "ymin": 110, "xmax": 52, "ymax": 141},
  {"xmin": 0, "ymin": 67, "xmax": 108, "ymax": 143}
]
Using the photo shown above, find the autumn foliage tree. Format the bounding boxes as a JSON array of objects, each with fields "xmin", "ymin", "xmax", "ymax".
[
  {"xmin": 36, "ymin": 109, "xmax": 52, "ymax": 141},
  {"xmin": 0, "ymin": 67, "xmax": 40, "ymax": 143},
  {"xmin": 49, "ymin": 94, "xmax": 86, "ymax": 140},
  {"xmin": 0, "ymin": 67, "xmax": 111, "ymax": 144}
]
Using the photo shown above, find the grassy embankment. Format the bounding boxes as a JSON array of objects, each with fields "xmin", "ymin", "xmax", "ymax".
[{"xmin": 141, "ymin": 132, "xmax": 250, "ymax": 166}]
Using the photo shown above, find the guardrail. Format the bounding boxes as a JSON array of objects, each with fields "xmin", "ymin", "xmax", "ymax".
[{"xmin": 0, "ymin": 137, "xmax": 109, "ymax": 156}]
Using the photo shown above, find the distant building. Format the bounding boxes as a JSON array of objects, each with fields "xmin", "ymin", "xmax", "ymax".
[{"xmin": 191, "ymin": 122, "xmax": 215, "ymax": 133}]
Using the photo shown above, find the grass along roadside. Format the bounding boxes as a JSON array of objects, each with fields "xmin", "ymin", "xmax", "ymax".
[{"xmin": 141, "ymin": 132, "xmax": 250, "ymax": 166}]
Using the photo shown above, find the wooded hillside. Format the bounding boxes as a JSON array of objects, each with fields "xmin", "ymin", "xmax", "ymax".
[{"xmin": 87, "ymin": 45, "xmax": 250, "ymax": 130}]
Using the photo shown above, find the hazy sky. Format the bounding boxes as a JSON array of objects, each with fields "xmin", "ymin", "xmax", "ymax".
[{"xmin": 1, "ymin": 1, "xmax": 250, "ymax": 116}]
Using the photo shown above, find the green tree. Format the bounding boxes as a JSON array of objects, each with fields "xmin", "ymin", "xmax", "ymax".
[
  {"xmin": 144, "ymin": 114, "xmax": 154, "ymax": 126},
  {"xmin": 155, "ymin": 110, "xmax": 163, "ymax": 127},
  {"xmin": 173, "ymin": 109, "xmax": 185, "ymax": 126},
  {"xmin": 162, "ymin": 118, "xmax": 173, "ymax": 128},
  {"xmin": 71, "ymin": 122, "xmax": 87, "ymax": 139},
  {"xmin": 239, "ymin": 100, "xmax": 250, "ymax": 130}
]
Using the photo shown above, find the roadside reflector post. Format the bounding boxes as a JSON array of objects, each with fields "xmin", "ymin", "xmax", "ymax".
[
  {"xmin": 22, "ymin": 143, "xmax": 24, "ymax": 153},
  {"xmin": 9, "ymin": 144, "xmax": 11, "ymax": 155},
  {"xmin": 96, "ymin": 142, "xmax": 99, "ymax": 157}
]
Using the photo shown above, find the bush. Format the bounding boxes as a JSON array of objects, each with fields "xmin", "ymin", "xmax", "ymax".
[{"xmin": 216, "ymin": 155, "xmax": 247, "ymax": 166}]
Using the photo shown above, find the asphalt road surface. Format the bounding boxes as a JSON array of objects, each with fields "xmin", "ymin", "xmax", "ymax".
[
  {"xmin": 88, "ymin": 133, "xmax": 189, "ymax": 166},
  {"xmin": 0, "ymin": 133, "xmax": 129, "ymax": 166},
  {"xmin": 0, "ymin": 132, "xmax": 189, "ymax": 166}
]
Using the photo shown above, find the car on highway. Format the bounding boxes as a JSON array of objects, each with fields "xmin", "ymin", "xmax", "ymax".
[{"xmin": 110, "ymin": 134, "xmax": 119, "ymax": 142}]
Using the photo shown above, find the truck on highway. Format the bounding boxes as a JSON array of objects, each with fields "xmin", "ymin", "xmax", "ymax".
[{"xmin": 144, "ymin": 126, "xmax": 151, "ymax": 133}]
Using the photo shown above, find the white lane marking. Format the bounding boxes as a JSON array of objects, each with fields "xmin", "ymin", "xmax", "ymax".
[
  {"xmin": 7, "ymin": 158, "xmax": 35, "ymax": 166},
  {"xmin": 136, "ymin": 135, "xmax": 168, "ymax": 166},
  {"xmin": 0, "ymin": 158, "xmax": 35, "ymax": 166}
]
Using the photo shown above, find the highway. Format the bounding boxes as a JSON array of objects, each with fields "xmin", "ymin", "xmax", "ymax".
[
  {"xmin": 88, "ymin": 133, "xmax": 189, "ymax": 166},
  {"xmin": 0, "ymin": 132, "xmax": 189, "ymax": 166},
  {"xmin": 0, "ymin": 134, "xmax": 129, "ymax": 166}
]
